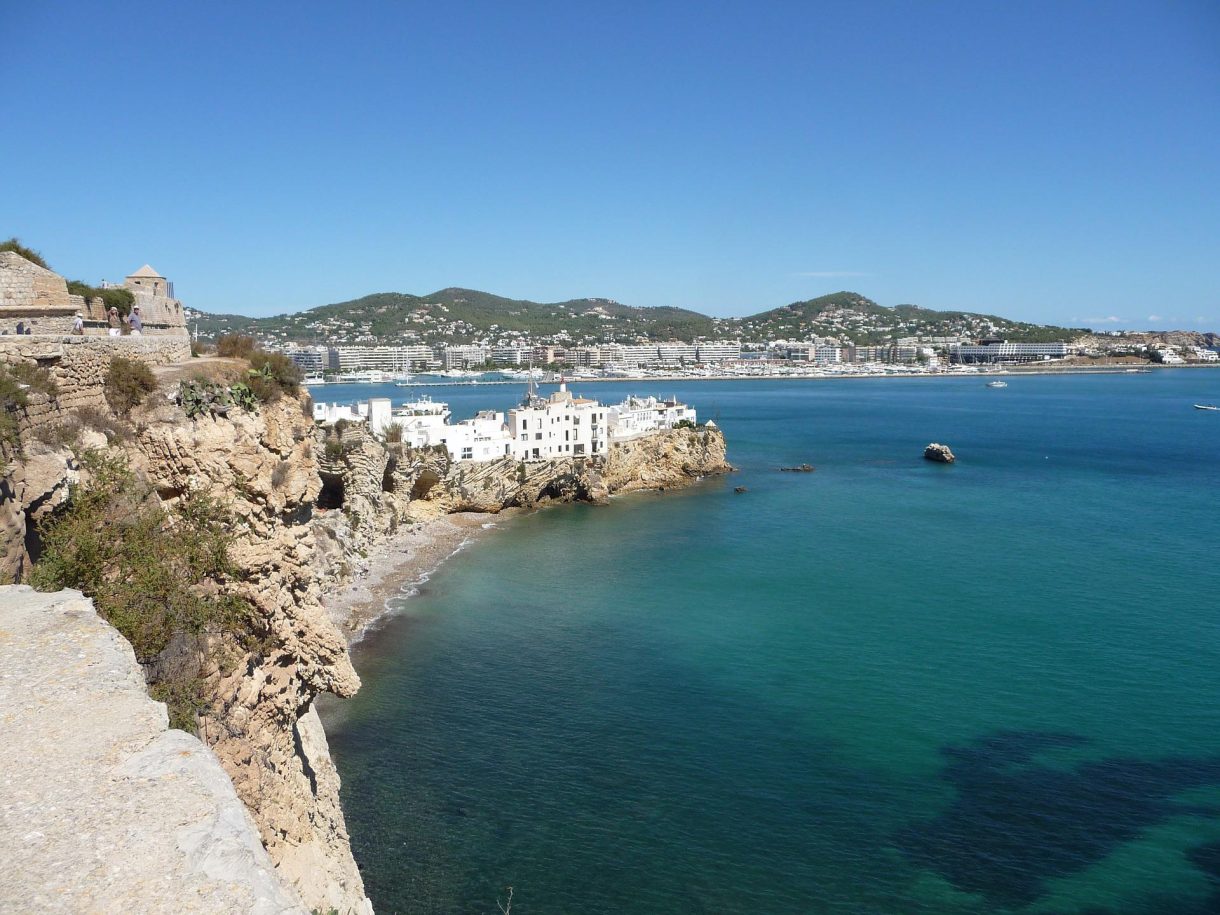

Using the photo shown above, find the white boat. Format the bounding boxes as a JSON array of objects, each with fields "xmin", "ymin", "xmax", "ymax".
[
  {"xmin": 1194, "ymin": 403, "xmax": 1219, "ymax": 411},
  {"xmin": 302, "ymin": 373, "xmax": 328, "ymax": 386},
  {"xmin": 986, "ymin": 380, "xmax": 1008, "ymax": 388}
]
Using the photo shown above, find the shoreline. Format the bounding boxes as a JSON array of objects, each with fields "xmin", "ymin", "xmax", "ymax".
[
  {"xmin": 323, "ymin": 510, "xmax": 520, "ymax": 646},
  {"xmin": 305, "ymin": 362, "xmax": 1219, "ymax": 390}
]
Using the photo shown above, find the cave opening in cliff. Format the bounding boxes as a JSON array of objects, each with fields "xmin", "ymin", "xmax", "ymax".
[
  {"xmin": 410, "ymin": 468, "xmax": 441, "ymax": 500},
  {"xmin": 318, "ymin": 473, "xmax": 345, "ymax": 510},
  {"xmin": 382, "ymin": 459, "xmax": 396, "ymax": 493}
]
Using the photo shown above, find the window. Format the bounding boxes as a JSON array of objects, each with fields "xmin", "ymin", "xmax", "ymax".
[
  {"xmin": 461, "ymin": 447, "xmax": 473, "ymax": 459},
  {"xmin": 521, "ymin": 419, "xmax": 527, "ymax": 429},
  {"xmin": 535, "ymin": 432, "xmax": 542, "ymax": 440}
]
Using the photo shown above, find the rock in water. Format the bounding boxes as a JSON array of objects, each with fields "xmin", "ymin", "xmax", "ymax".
[
  {"xmin": 734, "ymin": 486, "xmax": 749, "ymax": 493},
  {"xmin": 924, "ymin": 443, "xmax": 956, "ymax": 463}
]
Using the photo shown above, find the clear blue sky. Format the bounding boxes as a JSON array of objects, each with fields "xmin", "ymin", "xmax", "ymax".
[{"xmin": 3, "ymin": 1, "xmax": 1218, "ymax": 329}]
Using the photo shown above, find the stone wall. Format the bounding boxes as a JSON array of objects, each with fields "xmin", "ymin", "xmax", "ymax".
[
  {"xmin": 0, "ymin": 586, "xmax": 307, "ymax": 914},
  {"xmin": 0, "ymin": 251, "xmax": 77, "ymax": 334},
  {"xmin": 0, "ymin": 335, "xmax": 190, "ymax": 417},
  {"xmin": 0, "ymin": 251, "xmax": 188, "ymax": 337}
]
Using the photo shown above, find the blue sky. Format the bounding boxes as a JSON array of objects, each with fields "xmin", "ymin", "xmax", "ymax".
[{"xmin": 3, "ymin": 1, "xmax": 1218, "ymax": 329}]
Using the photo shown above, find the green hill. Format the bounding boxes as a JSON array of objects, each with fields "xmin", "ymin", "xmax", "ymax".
[
  {"xmin": 727, "ymin": 292, "xmax": 1085, "ymax": 344},
  {"xmin": 188, "ymin": 287, "xmax": 1085, "ymax": 347}
]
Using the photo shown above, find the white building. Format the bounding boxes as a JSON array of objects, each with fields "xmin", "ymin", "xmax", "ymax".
[
  {"xmin": 695, "ymin": 342, "xmax": 742, "ymax": 362},
  {"xmin": 326, "ymin": 345, "xmax": 433, "ymax": 372},
  {"xmin": 285, "ymin": 345, "xmax": 328, "ymax": 372},
  {"xmin": 607, "ymin": 395, "xmax": 697, "ymax": 439},
  {"xmin": 384, "ymin": 397, "xmax": 452, "ymax": 445},
  {"xmin": 313, "ymin": 401, "xmax": 368, "ymax": 425},
  {"xmin": 950, "ymin": 341, "xmax": 1071, "ymax": 363},
  {"xmin": 442, "ymin": 345, "xmax": 490, "ymax": 369},
  {"xmin": 314, "ymin": 386, "xmax": 695, "ymax": 465},
  {"xmin": 505, "ymin": 383, "xmax": 608, "ymax": 461}
]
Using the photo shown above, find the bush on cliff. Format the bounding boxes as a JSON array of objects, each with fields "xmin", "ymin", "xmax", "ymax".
[
  {"xmin": 0, "ymin": 362, "xmax": 59, "ymax": 458},
  {"xmin": 0, "ymin": 237, "xmax": 49, "ymax": 269},
  {"xmin": 66, "ymin": 281, "xmax": 135, "ymax": 315},
  {"xmin": 30, "ymin": 452, "xmax": 255, "ymax": 730},
  {"xmin": 104, "ymin": 357, "xmax": 157, "ymax": 416},
  {"xmin": 216, "ymin": 334, "xmax": 257, "ymax": 359},
  {"xmin": 246, "ymin": 351, "xmax": 300, "ymax": 402}
]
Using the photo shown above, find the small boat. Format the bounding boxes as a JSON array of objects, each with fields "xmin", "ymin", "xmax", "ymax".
[
  {"xmin": 986, "ymin": 380, "xmax": 1008, "ymax": 388},
  {"xmin": 1194, "ymin": 404, "xmax": 1220, "ymax": 411}
]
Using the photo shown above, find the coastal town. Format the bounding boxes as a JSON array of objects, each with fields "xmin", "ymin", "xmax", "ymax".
[
  {"xmin": 314, "ymin": 384, "xmax": 700, "ymax": 463},
  {"xmin": 200, "ymin": 307, "xmax": 1218, "ymax": 383}
]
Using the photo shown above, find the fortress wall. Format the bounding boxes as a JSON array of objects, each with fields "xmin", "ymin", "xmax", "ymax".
[{"xmin": 0, "ymin": 336, "xmax": 191, "ymax": 426}]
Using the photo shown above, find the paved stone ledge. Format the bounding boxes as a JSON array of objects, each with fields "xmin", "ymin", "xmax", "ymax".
[{"xmin": 0, "ymin": 586, "xmax": 306, "ymax": 914}]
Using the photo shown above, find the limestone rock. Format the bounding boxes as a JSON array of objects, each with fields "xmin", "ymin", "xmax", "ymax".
[
  {"xmin": 0, "ymin": 585, "xmax": 306, "ymax": 914},
  {"xmin": 924, "ymin": 442, "xmax": 956, "ymax": 463}
]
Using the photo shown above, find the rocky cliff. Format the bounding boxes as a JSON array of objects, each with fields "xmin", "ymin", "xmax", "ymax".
[
  {"xmin": 317, "ymin": 422, "xmax": 732, "ymax": 547},
  {"xmin": 0, "ymin": 586, "xmax": 307, "ymax": 914},
  {"xmin": 0, "ymin": 351, "xmax": 730, "ymax": 913}
]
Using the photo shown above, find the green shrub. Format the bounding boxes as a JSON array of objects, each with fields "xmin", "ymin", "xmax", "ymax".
[
  {"xmin": 383, "ymin": 422, "xmax": 403, "ymax": 444},
  {"xmin": 105, "ymin": 357, "xmax": 157, "ymax": 416},
  {"xmin": 674, "ymin": 418, "xmax": 696, "ymax": 430},
  {"xmin": 190, "ymin": 340, "xmax": 210, "ymax": 357},
  {"xmin": 324, "ymin": 439, "xmax": 345, "ymax": 461},
  {"xmin": 30, "ymin": 452, "xmax": 257, "ymax": 731},
  {"xmin": 7, "ymin": 360, "xmax": 59, "ymax": 398},
  {"xmin": 177, "ymin": 378, "xmax": 259, "ymax": 419},
  {"xmin": 246, "ymin": 351, "xmax": 300, "ymax": 402},
  {"xmin": 0, "ymin": 366, "xmax": 31, "ymax": 456},
  {"xmin": 216, "ymin": 334, "xmax": 256, "ymax": 359},
  {"xmin": 0, "ymin": 238, "xmax": 49, "ymax": 269},
  {"xmin": 71, "ymin": 405, "xmax": 129, "ymax": 443},
  {"xmin": 67, "ymin": 281, "xmax": 134, "ymax": 315}
]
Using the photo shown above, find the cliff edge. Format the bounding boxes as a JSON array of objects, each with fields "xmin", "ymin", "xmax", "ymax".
[{"xmin": 0, "ymin": 585, "xmax": 305, "ymax": 914}]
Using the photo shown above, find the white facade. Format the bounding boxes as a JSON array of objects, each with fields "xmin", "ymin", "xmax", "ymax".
[
  {"xmin": 313, "ymin": 401, "xmax": 367, "ymax": 425},
  {"xmin": 505, "ymin": 384, "xmax": 608, "ymax": 461},
  {"xmin": 951, "ymin": 341, "xmax": 1071, "ymax": 363},
  {"xmin": 442, "ymin": 345, "xmax": 490, "ymax": 369},
  {"xmin": 387, "ymin": 397, "xmax": 452, "ymax": 446},
  {"xmin": 326, "ymin": 345, "xmax": 433, "ymax": 372},
  {"xmin": 315, "ymin": 386, "xmax": 693, "ymax": 464},
  {"xmin": 440, "ymin": 411, "xmax": 514, "ymax": 461},
  {"xmin": 607, "ymin": 395, "xmax": 696, "ymax": 440}
]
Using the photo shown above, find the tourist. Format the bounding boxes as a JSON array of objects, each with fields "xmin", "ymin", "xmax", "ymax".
[
  {"xmin": 108, "ymin": 307, "xmax": 121, "ymax": 336},
  {"xmin": 71, "ymin": 312, "xmax": 84, "ymax": 335},
  {"xmin": 127, "ymin": 305, "xmax": 143, "ymax": 336}
]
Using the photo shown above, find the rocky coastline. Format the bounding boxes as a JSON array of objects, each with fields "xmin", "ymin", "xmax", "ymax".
[{"xmin": 0, "ymin": 345, "xmax": 731, "ymax": 914}]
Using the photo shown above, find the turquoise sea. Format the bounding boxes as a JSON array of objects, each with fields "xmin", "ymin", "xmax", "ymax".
[{"xmin": 319, "ymin": 371, "xmax": 1220, "ymax": 914}]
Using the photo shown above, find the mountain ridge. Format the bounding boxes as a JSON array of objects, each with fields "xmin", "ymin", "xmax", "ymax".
[{"xmin": 190, "ymin": 287, "xmax": 1089, "ymax": 346}]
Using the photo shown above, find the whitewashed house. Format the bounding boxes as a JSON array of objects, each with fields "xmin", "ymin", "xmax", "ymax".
[
  {"xmin": 506, "ymin": 383, "xmax": 608, "ymax": 461},
  {"xmin": 313, "ymin": 401, "xmax": 368, "ymax": 426},
  {"xmin": 607, "ymin": 395, "xmax": 696, "ymax": 440},
  {"xmin": 440, "ymin": 411, "xmax": 515, "ymax": 461}
]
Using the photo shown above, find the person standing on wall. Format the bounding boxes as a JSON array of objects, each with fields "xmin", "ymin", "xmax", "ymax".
[
  {"xmin": 127, "ymin": 305, "xmax": 143, "ymax": 336},
  {"xmin": 108, "ymin": 307, "xmax": 122, "ymax": 336},
  {"xmin": 71, "ymin": 312, "xmax": 84, "ymax": 335}
]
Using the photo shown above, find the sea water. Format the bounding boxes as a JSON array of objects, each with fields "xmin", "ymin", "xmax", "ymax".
[{"xmin": 319, "ymin": 372, "xmax": 1220, "ymax": 914}]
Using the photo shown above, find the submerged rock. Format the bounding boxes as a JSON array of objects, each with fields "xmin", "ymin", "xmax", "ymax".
[
  {"xmin": 779, "ymin": 464, "xmax": 815, "ymax": 472},
  {"xmin": 924, "ymin": 443, "xmax": 956, "ymax": 463},
  {"xmin": 734, "ymin": 486, "xmax": 749, "ymax": 493}
]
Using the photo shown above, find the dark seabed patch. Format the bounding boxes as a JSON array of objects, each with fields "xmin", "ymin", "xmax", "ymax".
[{"xmin": 896, "ymin": 732, "xmax": 1220, "ymax": 907}]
